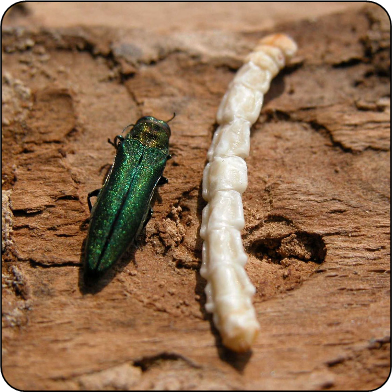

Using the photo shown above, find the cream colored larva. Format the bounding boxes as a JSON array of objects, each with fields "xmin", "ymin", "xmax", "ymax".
[{"xmin": 200, "ymin": 33, "xmax": 298, "ymax": 352}]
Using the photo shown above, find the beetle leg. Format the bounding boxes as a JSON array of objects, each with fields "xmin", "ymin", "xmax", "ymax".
[
  {"xmin": 108, "ymin": 135, "xmax": 125, "ymax": 149},
  {"xmin": 135, "ymin": 208, "xmax": 153, "ymax": 247},
  {"xmin": 115, "ymin": 135, "xmax": 125, "ymax": 146},
  {"xmin": 87, "ymin": 188, "xmax": 101, "ymax": 212},
  {"xmin": 144, "ymin": 207, "xmax": 153, "ymax": 228}
]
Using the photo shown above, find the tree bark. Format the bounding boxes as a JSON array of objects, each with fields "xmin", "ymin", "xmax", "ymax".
[{"xmin": 2, "ymin": 4, "xmax": 390, "ymax": 390}]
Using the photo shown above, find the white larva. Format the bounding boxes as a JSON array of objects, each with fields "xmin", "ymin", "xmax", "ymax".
[{"xmin": 201, "ymin": 33, "xmax": 298, "ymax": 352}]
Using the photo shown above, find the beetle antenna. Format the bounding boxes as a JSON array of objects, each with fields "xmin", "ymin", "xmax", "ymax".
[
  {"xmin": 121, "ymin": 123, "xmax": 134, "ymax": 134},
  {"xmin": 166, "ymin": 113, "xmax": 176, "ymax": 123}
]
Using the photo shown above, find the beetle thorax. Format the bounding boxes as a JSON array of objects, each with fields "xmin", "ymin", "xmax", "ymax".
[{"xmin": 129, "ymin": 122, "xmax": 170, "ymax": 153}]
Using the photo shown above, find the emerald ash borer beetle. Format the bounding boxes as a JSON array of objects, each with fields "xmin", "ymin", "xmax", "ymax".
[{"xmin": 84, "ymin": 115, "xmax": 173, "ymax": 276}]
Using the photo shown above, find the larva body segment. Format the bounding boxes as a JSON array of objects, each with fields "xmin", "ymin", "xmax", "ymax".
[
  {"xmin": 201, "ymin": 33, "xmax": 297, "ymax": 352},
  {"xmin": 202, "ymin": 157, "xmax": 248, "ymax": 201},
  {"xmin": 206, "ymin": 227, "xmax": 248, "ymax": 270},
  {"xmin": 207, "ymin": 119, "xmax": 251, "ymax": 160},
  {"xmin": 233, "ymin": 62, "xmax": 272, "ymax": 94},
  {"xmin": 253, "ymin": 45, "xmax": 286, "ymax": 68},
  {"xmin": 245, "ymin": 51, "xmax": 281, "ymax": 78},
  {"xmin": 200, "ymin": 190, "xmax": 245, "ymax": 239},
  {"xmin": 216, "ymin": 83, "xmax": 264, "ymax": 125}
]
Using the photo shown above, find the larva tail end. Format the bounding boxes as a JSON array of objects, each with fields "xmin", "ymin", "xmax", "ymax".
[{"xmin": 221, "ymin": 314, "xmax": 261, "ymax": 352}]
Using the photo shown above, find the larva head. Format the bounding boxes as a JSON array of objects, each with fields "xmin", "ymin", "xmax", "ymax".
[
  {"xmin": 258, "ymin": 33, "xmax": 298, "ymax": 60},
  {"xmin": 128, "ymin": 116, "xmax": 171, "ymax": 154}
]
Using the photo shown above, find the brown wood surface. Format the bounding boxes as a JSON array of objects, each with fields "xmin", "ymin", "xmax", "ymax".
[{"xmin": 2, "ymin": 3, "xmax": 390, "ymax": 390}]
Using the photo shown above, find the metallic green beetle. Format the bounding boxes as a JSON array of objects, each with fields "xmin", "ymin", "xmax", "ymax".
[{"xmin": 85, "ymin": 116, "xmax": 172, "ymax": 276}]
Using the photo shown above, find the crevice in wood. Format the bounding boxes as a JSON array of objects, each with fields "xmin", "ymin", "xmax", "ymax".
[
  {"xmin": 133, "ymin": 352, "xmax": 200, "ymax": 372},
  {"xmin": 248, "ymin": 231, "xmax": 326, "ymax": 265}
]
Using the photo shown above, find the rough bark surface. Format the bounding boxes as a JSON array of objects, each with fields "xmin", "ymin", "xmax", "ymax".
[{"xmin": 2, "ymin": 3, "xmax": 390, "ymax": 390}]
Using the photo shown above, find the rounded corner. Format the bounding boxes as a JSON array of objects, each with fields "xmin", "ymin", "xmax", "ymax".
[{"xmin": 1, "ymin": 1, "xmax": 30, "ymax": 25}]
